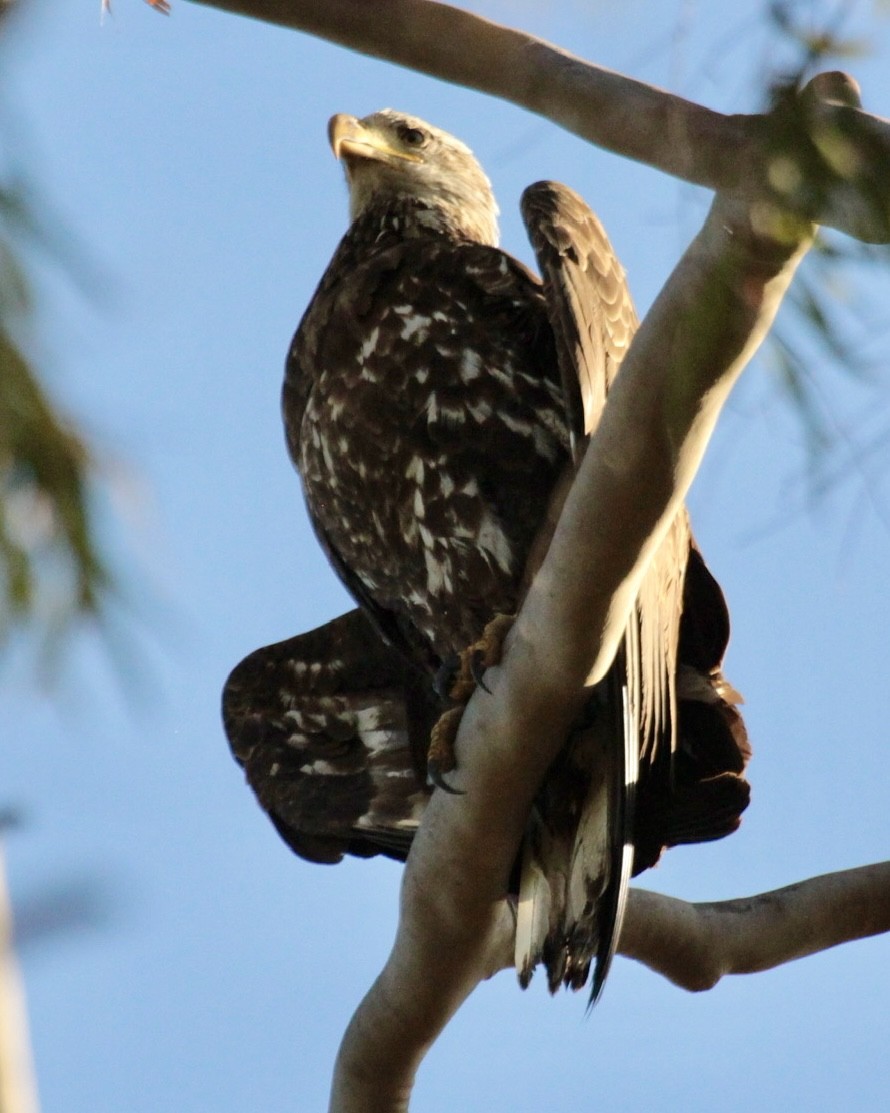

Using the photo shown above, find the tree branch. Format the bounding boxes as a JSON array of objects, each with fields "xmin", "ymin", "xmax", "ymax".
[
  {"xmin": 621, "ymin": 862, "xmax": 890, "ymax": 992},
  {"xmin": 168, "ymin": 4, "xmax": 889, "ymax": 1107},
  {"xmin": 190, "ymin": 0, "xmax": 890, "ymax": 242},
  {"xmin": 0, "ymin": 842, "xmax": 40, "ymax": 1113}
]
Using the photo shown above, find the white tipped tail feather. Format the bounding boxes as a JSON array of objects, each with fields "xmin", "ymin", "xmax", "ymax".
[{"xmin": 514, "ymin": 664, "xmax": 638, "ymax": 1004}]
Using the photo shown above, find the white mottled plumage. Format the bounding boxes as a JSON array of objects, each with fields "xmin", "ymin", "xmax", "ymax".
[{"xmin": 224, "ymin": 109, "xmax": 751, "ymax": 1006}]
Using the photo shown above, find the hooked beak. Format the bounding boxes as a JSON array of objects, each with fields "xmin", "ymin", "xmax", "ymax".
[{"xmin": 328, "ymin": 114, "xmax": 423, "ymax": 165}]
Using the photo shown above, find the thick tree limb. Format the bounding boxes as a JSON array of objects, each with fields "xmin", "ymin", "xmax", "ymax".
[
  {"xmin": 190, "ymin": 0, "xmax": 890, "ymax": 242},
  {"xmin": 327, "ymin": 195, "xmax": 813, "ymax": 1112},
  {"xmin": 621, "ymin": 863, "xmax": 890, "ymax": 991}
]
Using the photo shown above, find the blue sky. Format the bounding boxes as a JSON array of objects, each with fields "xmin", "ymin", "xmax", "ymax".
[{"xmin": 2, "ymin": 1, "xmax": 890, "ymax": 1110}]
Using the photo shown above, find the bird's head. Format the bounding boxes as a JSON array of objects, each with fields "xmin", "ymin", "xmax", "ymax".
[{"xmin": 328, "ymin": 109, "xmax": 499, "ymax": 246}]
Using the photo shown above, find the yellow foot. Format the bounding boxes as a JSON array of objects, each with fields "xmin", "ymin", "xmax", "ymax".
[
  {"xmin": 427, "ymin": 614, "xmax": 516, "ymax": 792},
  {"xmin": 448, "ymin": 613, "xmax": 516, "ymax": 702},
  {"xmin": 427, "ymin": 706, "xmax": 465, "ymax": 794}
]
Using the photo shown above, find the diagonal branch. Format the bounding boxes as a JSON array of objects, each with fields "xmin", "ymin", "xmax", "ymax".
[{"xmin": 190, "ymin": 0, "xmax": 890, "ymax": 242}]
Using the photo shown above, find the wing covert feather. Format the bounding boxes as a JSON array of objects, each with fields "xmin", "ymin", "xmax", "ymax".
[
  {"xmin": 223, "ymin": 609, "xmax": 434, "ymax": 864},
  {"xmin": 521, "ymin": 181, "xmax": 637, "ymax": 454}
]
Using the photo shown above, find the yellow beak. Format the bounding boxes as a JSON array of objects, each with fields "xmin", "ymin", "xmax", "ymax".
[{"xmin": 328, "ymin": 114, "xmax": 423, "ymax": 164}]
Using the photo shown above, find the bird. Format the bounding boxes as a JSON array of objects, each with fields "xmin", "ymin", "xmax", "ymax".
[{"xmin": 223, "ymin": 108, "xmax": 751, "ymax": 1003}]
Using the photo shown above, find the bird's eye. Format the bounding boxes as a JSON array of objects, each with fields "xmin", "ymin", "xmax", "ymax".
[{"xmin": 399, "ymin": 126, "xmax": 428, "ymax": 148}]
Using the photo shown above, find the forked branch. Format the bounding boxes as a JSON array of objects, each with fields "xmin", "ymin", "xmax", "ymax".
[
  {"xmin": 168, "ymin": 4, "xmax": 888, "ymax": 1109},
  {"xmin": 467, "ymin": 862, "xmax": 890, "ymax": 996}
]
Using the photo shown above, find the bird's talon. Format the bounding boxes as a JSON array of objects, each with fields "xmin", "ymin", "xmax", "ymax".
[
  {"xmin": 426, "ymin": 760, "xmax": 466, "ymax": 795},
  {"xmin": 470, "ymin": 648, "xmax": 492, "ymax": 694},
  {"xmin": 428, "ymin": 705, "xmax": 465, "ymax": 793}
]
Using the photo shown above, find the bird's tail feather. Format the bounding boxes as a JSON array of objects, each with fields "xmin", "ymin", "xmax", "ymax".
[
  {"xmin": 514, "ymin": 829, "xmax": 551, "ymax": 989},
  {"xmin": 589, "ymin": 679, "xmax": 637, "ymax": 1005},
  {"xmin": 513, "ymin": 661, "xmax": 637, "ymax": 1003}
]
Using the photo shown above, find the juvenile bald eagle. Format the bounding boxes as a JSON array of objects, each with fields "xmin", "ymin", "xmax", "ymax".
[{"xmin": 223, "ymin": 109, "xmax": 750, "ymax": 1002}]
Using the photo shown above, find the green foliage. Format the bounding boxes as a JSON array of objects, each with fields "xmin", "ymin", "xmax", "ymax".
[
  {"xmin": 759, "ymin": 2, "xmax": 890, "ymax": 473},
  {"xmin": 768, "ymin": 0, "xmax": 871, "ymax": 68},
  {"xmin": 0, "ymin": 175, "xmax": 109, "ymax": 647}
]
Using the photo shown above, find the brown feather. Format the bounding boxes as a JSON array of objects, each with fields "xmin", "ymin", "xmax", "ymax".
[{"xmin": 223, "ymin": 113, "xmax": 751, "ymax": 1003}]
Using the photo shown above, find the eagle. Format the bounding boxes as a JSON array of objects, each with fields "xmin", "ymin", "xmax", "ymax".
[{"xmin": 223, "ymin": 109, "xmax": 751, "ymax": 1002}]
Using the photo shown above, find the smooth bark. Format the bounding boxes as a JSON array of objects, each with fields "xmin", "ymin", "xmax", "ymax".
[
  {"xmin": 621, "ymin": 863, "xmax": 890, "ymax": 991},
  {"xmin": 470, "ymin": 863, "xmax": 890, "ymax": 992}
]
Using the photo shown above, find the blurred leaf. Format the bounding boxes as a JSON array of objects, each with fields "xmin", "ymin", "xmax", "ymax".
[
  {"xmin": 768, "ymin": 0, "xmax": 868, "ymax": 67},
  {"xmin": 12, "ymin": 874, "xmax": 112, "ymax": 950},
  {"xmin": 767, "ymin": 228, "xmax": 890, "ymax": 478},
  {"xmin": 757, "ymin": 3, "xmax": 890, "ymax": 490},
  {"xmin": 0, "ymin": 806, "xmax": 23, "ymax": 831},
  {"xmin": 0, "ymin": 174, "xmax": 111, "ymax": 652}
]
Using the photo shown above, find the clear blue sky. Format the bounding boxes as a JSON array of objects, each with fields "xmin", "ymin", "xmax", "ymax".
[{"xmin": 2, "ymin": 1, "xmax": 890, "ymax": 1110}]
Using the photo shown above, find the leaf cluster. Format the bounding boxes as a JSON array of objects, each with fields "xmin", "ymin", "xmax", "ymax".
[{"xmin": 0, "ymin": 172, "xmax": 108, "ymax": 650}]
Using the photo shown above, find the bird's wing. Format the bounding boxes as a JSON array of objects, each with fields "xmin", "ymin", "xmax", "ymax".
[
  {"xmin": 519, "ymin": 182, "xmax": 685, "ymax": 769},
  {"xmin": 632, "ymin": 543, "xmax": 752, "ymax": 872},
  {"xmin": 520, "ymin": 181, "xmax": 637, "ymax": 455},
  {"xmin": 518, "ymin": 181, "xmax": 639, "ymax": 1002},
  {"xmin": 223, "ymin": 608, "xmax": 434, "ymax": 864},
  {"xmin": 308, "ymin": 508, "xmax": 443, "ymax": 676},
  {"xmin": 518, "ymin": 183, "xmax": 752, "ymax": 1002}
]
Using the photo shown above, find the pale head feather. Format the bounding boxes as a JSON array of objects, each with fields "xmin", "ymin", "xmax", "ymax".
[{"xmin": 332, "ymin": 108, "xmax": 500, "ymax": 246}]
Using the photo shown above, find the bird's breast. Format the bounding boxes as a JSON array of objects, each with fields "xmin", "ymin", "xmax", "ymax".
[{"xmin": 290, "ymin": 246, "xmax": 571, "ymax": 660}]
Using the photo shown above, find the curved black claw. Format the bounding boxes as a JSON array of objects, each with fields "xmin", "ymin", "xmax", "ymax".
[
  {"xmin": 426, "ymin": 759, "xmax": 466, "ymax": 796},
  {"xmin": 469, "ymin": 648, "xmax": 492, "ymax": 694}
]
